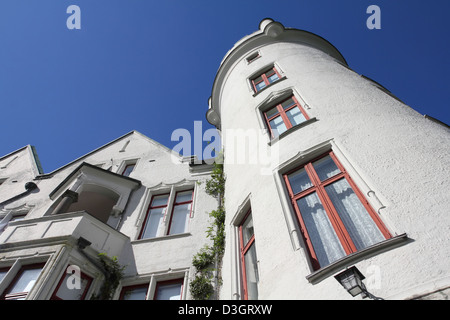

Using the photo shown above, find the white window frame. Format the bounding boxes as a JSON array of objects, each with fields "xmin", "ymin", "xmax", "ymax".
[
  {"xmin": 0, "ymin": 257, "xmax": 49, "ymax": 300},
  {"xmin": 117, "ymin": 158, "xmax": 139, "ymax": 177},
  {"xmin": 0, "ymin": 207, "xmax": 31, "ymax": 234}
]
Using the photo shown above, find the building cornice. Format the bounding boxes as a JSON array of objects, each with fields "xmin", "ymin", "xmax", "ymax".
[{"xmin": 207, "ymin": 18, "xmax": 347, "ymax": 129}]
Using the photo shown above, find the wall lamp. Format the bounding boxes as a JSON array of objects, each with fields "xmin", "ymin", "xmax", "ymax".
[{"xmin": 334, "ymin": 266, "xmax": 369, "ymax": 299}]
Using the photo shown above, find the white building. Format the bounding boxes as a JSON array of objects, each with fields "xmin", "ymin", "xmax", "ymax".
[
  {"xmin": 0, "ymin": 19, "xmax": 449, "ymax": 301},
  {"xmin": 207, "ymin": 19, "xmax": 450, "ymax": 300},
  {"xmin": 0, "ymin": 131, "xmax": 217, "ymax": 300}
]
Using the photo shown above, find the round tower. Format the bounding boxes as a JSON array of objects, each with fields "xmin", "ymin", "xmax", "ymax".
[{"xmin": 208, "ymin": 19, "xmax": 450, "ymax": 300}]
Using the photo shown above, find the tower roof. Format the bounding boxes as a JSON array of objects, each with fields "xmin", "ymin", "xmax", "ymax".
[{"xmin": 207, "ymin": 18, "xmax": 347, "ymax": 128}]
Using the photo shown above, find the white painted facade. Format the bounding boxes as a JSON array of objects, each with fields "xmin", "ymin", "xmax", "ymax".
[
  {"xmin": 0, "ymin": 131, "xmax": 218, "ymax": 300},
  {"xmin": 0, "ymin": 19, "xmax": 449, "ymax": 301},
  {"xmin": 208, "ymin": 19, "xmax": 450, "ymax": 300}
]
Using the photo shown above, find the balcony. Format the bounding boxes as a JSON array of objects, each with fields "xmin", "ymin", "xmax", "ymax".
[{"xmin": 0, "ymin": 211, "xmax": 130, "ymax": 257}]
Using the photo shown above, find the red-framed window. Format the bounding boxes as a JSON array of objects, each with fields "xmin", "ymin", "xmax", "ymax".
[
  {"xmin": 251, "ymin": 66, "xmax": 282, "ymax": 93},
  {"xmin": 50, "ymin": 265, "xmax": 93, "ymax": 300},
  {"xmin": 167, "ymin": 190, "xmax": 194, "ymax": 235},
  {"xmin": 119, "ymin": 283, "xmax": 149, "ymax": 300},
  {"xmin": 154, "ymin": 279, "xmax": 184, "ymax": 300},
  {"xmin": 239, "ymin": 210, "xmax": 259, "ymax": 300},
  {"xmin": 0, "ymin": 263, "xmax": 45, "ymax": 300},
  {"xmin": 139, "ymin": 189, "xmax": 194, "ymax": 239},
  {"xmin": 264, "ymin": 96, "xmax": 309, "ymax": 138},
  {"xmin": 283, "ymin": 152, "xmax": 392, "ymax": 270},
  {"xmin": 139, "ymin": 193, "xmax": 170, "ymax": 239}
]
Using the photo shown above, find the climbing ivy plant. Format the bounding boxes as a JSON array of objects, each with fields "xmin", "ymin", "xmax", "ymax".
[
  {"xmin": 190, "ymin": 161, "xmax": 225, "ymax": 300},
  {"xmin": 90, "ymin": 253, "xmax": 125, "ymax": 300}
]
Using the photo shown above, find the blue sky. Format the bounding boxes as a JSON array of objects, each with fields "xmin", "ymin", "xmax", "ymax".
[{"xmin": 0, "ymin": 0, "xmax": 449, "ymax": 173}]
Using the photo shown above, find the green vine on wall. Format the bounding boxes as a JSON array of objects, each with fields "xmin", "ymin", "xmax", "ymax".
[
  {"xmin": 90, "ymin": 253, "xmax": 125, "ymax": 300},
  {"xmin": 190, "ymin": 161, "xmax": 225, "ymax": 300}
]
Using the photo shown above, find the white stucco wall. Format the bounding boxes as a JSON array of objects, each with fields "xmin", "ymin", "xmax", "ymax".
[
  {"xmin": 0, "ymin": 146, "xmax": 41, "ymax": 205},
  {"xmin": 0, "ymin": 131, "xmax": 217, "ymax": 300},
  {"xmin": 214, "ymin": 22, "xmax": 450, "ymax": 300}
]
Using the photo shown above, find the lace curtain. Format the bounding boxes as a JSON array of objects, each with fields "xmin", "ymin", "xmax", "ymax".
[
  {"xmin": 297, "ymin": 177, "xmax": 385, "ymax": 267},
  {"xmin": 297, "ymin": 192, "xmax": 346, "ymax": 267},
  {"xmin": 325, "ymin": 178, "xmax": 385, "ymax": 251}
]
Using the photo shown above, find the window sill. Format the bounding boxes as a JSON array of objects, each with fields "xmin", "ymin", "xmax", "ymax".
[
  {"xmin": 132, "ymin": 232, "xmax": 192, "ymax": 244},
  {"xmin": 306, "ymin": 233, "xmax": 410, "ymax": 284},
  {"xmin": 252, "ymin": 76, "xmax": 287, "ymax": 97},
  {"xmin": 268, "ymin": 117, "xmax": 317, "ymax": 146}
]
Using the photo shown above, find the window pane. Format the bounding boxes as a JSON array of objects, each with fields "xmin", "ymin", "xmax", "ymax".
[
  {"xmin": 244, "ymin": 243, "xmax": 259, "ymax": 300},
  {"xmin": 281, "ymin": 98, "xmax": 296, "ymax": 110},
  {"xmin": 255, "ymin": 81, "xmax": 266, "ymax": 92},
  {"xmin": 176, "ymin": 191, "xmax": 193, "ymax": 203},
  {"xmin": 313, "ymin": 156, "xmax": 341, "ymax": 181},
  {"xmin": 286, "ymin": 107, "xmax": 307, "ymax": 127},
  {"xmin": 297, "ymin": 192, "xmax": 346, "ymax": 267},
  {"xmin": 155, "ymin": 281, "xmax": 182, "ymax": 300},
  {"xmin": 288, "ymin": 168, "xmax": 313, "ymax": 194},
  {"xmin": 169, "ymin": 203, "xmax": 191, "ymax": 235},
  {"xmin": 241, "ymin": 213, "xmax": 254, "ymax": 246},
  {"xmin": 265, "ymin": 106, "xmax": 279, "ymax": 119},
  {"xmin": 269, "ymin": 117, "xmax": 287, "ymax": 137},
  {"xmin": 122, "ymin": 164, "xmax": 135, "ymax": 176},
  {"xmin": 55, "ymin": 273, "xmax": 91, "ymax": 300},
  {"xmin": 265, "ymin": 69, "xmax": 275, "ymax": 77},
  {"xmin": 267, "ymin": 72, "xmax": 279, "ymax": 84},
  {"xmin": 253, "ymin": 76, "xmax": 263, "ymax": 83},
  {"xmin": 7, "ymin": 266, "xmax": 43, "ymax": 295},
  {"xmin": 325, "ymin": 178, "xmax": 385, "ymax": 251},
  {"xmin": 151, "ymin": 194, "xmax": 169, "ymax": 207},
  {"xmin": 141, "ymin": 207, "xmax": 165, "ymax": 239},
  {"xmin": 122, "ymin": 286, "xmax": 148, "ymax": 300}
]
